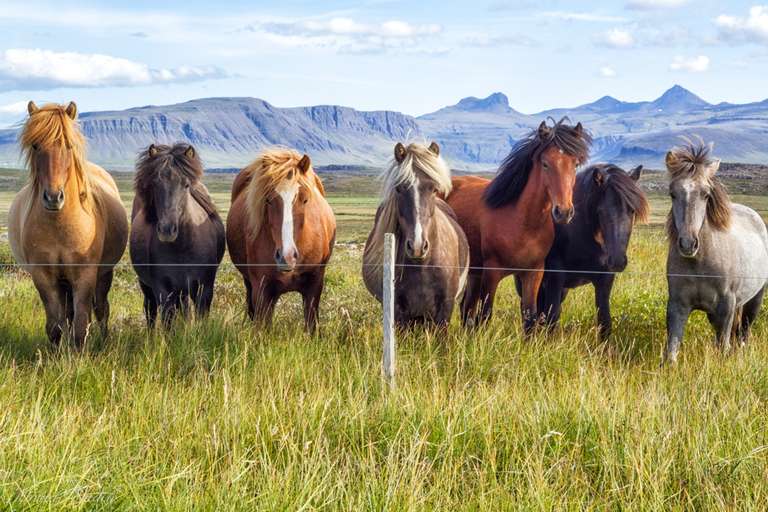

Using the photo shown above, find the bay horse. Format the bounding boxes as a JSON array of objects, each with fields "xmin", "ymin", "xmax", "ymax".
[
  {"xmin": 8, "ymin": 101, "xmax": 128, "ymax": 347},
  {"xmin": 227, "ymin": 149, "xmax": 336, "ymax": 333},
  {"xmin": 130, "ymin": 143, "xmax": 225, "ymax": 327},
  {"xmin": 362, "ymin": 142, "xmax": 469, "ymax": 327},
  {"xmin": 446, "ymin": 118, "xmax": 592, "ymax": 332},
  {"xmin": 518, "ymin": 163, "xmax": 649, "ymax": 339},
  {"xmin": 664, "ymin": 139, "xmax": 768, "ymax": 364}
]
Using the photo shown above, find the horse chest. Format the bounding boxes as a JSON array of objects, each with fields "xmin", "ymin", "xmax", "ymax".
[{"xmin": 395, "ymin": 266, "xmax": 445, "ymax": 316}]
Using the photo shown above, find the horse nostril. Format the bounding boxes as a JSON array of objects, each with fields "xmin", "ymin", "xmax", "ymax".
[
  {"xmin": 423, "ymin": 239, "xmax": 430, "ymax": 252},
  {"xmin": 275, "ymin": 249, "xmax": 282, "ymax": 261},
  {"xmin": 406, "ymin": 240, "xmax": 414, "ymax": 252}
]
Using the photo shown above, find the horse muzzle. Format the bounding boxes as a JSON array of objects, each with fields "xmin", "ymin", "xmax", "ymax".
[
  {"xmin": 605, "ymin": 254, "xmax": 628, "ymax": 273},
  {"xmin": 405, "ymin": 238, "xmax": 430, "ymax": 261},
  {"xmin": 552, "ymin": 205, "xmax": 574, "ymax": 225},
  {"xmin": 157, "ymin": 223, "xmax": 179, "ymax": 243},
  {"xmin": 275, "ymin": 248, "xmax": 299, "ymax": 272},
  {"xmin": 42, "ymin": 189, "xmax": 65, "ymax": 211},
  {"xmin": 677, "ymin": 236, "xmax": 699, "ymax": 258}
]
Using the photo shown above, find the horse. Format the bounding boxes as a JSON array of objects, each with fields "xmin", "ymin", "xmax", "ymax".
[
  {"xmin": 226, "ymin": 148, "xmax": 336, "ymax": 333},
  {"xmin": 517, "ymin": 163, "xmax": 649, "ymax": 339},
  {"xmin": 130, "ymin": 143, "xmax": 225, "ymax": 327},
  {"xmin": 664, "ymin": 139, "xmax": 768, "ymax": 364},
  {"xmin": 445, "ymin": 118, "xmax": 592, "ymax": 332},
  {"xmin": 362, "ymin": 142, "xmax": 469, "ymax": 327},
  {"xmin": 8, "ymin": 101, "xmax": 128, "ymax": 347}
]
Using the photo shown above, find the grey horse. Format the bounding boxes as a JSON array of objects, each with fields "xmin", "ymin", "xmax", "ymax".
[{"xmin": 664, "ymin": 140, "xmax": 768, "ymax": 364}]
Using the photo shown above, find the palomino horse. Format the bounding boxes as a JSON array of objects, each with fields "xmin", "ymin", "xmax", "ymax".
[
  {"xmin": 130, "ymin": 143, "xmax": 225, "ymax": 327},
  {"xmin": 362, "ymin": 142, "xmax": 469, "ymax": 327},
  {"xmin": 446, "ymin": 118, "xmax": 592, "ymax": 332},
  {"xmin": 8, "ymin": 102, "xmax": 128, "ymax": 347},
  {"xmin": 227, "ymin": 149, "xmax": 336, "ymax": 332},
  {"xmin": 664, "ymin": 139, "xmax": 768, "ymax": 364},
  {"xmin": 520, "ymin": 163, "xmax": 649, "ymax": 339}
]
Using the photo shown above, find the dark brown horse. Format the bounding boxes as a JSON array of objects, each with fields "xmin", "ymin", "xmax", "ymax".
[
  {"xmin": 227, "ymin": 149, "xmax": 336, "ymax": 332},
  {"xmin": 9, "ymin": 102, "xmax": 128, "ymax": 347},
  {"xmin": 516, "ymin": 163, "xmax": 649, "ymax": 339},
  {"xmin": 362, "ymin": 142, "xmax": 469, "ymax": 327},
  {"xmin": 446, "ymin": 118, "xmax": 592, "ymax": 332},
  {"xmin": 130, "ymin": 143, "xmax": 225, "ymax": 327}
]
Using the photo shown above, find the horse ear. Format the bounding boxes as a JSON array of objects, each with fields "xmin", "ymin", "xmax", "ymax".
[
  {"xmin": 538, "ymin": 121, "xmax": 550, "ymax": 138},
  {"xmin": 394, "ymin": 142, "xmax": 407, "ymax": 163},
  {"xmin": 185, "ymin": 146, "xmax": 195, "ymax": 159},
  {"xmin": 148, "ymin": 144, "xmax": 158, "ymax": 157},
  {"xmin": 428, "ymin": 142, "xmax": 440, "ymax": 156},
  {"xmin": 593, "ymin": 168, "xmax": 606, "ymax": 186},
  {"xmin": 298, "ymin": 154, "xmax": 311, "ymax": 174},
  {"xmin": 630, "ymin": 165, "xmax": 643, "ymax": 181},
  {"xmin": 707, "ymin": 159, "xmax": 721, "ymax": 176},
  {"xmin": 575, "ymin": 122, "xmax": 583, "ymax": 135},
  {"xmin": 65, "ymin": 101, "xmax": 77, "ymax": 120},
  {"xmin": 665, "ymin": 151, "xmax": 677, "ymax": 169},
  {"xmin": 27, "ymin": 101, "xmax": 39, "ymax": 116}
]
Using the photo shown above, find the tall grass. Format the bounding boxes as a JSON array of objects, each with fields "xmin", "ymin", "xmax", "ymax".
[{"xmin": 1, "ymin": 226, "xmax": 768, "ymax": 510}]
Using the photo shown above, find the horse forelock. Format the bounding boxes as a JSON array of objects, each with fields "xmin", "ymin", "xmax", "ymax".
[
  {"xmin": 20, "ymin": 103, "xmax": 92, "ymax": 210},
  {"xmin": 243, "ymin": 148, "xmax": 322, "ymax": 239},
  {"xmin": 583, "ymin": 164, "xmax": 649, "ymax": 224},
  {"xmin": 666, "ymin": 137, "xmax": 731, "ymax": 232},
  {"xmin": 484, "ymin": 117, "xmax": 592, "ymax": 209}
]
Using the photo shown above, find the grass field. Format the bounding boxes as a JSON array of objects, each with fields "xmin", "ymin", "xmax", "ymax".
[{"xmin": 2, "ymin": 168, "xmax": 768, "ymax": 510}]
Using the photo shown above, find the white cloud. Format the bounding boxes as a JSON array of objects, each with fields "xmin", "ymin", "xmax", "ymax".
[
  {"xmin": 0, "ymin": 49, "xmax": 228, "ymax": 91},
  {"xmin": 0, "ymin": 100, "xmax": 28, "ymax": 114},
  {"xmin": 626, "ymin": 0, "xmax": 688, "ymax": 10},
  {"xmin": 716, "ymin": 6, "xmax": 768, "ymax": 45},
  {"xmin": 599, "ymin": 66, "xmax": 617, "ymax": 77},
  {"xmin": 542, "ymin": 11, "xmax": 628, "ymax": 23},
  {"xmin": 597, "ymin": 28, "xmax": 636, "ymax": 48},
  {"xmin": 670, "ymin": 55, "xmax": 710, "ymax": 72}
]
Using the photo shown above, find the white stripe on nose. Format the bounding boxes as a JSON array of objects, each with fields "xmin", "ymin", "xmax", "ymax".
[
  {"xmin": 412, "ymin": 181, "xmax": 422, "ymax": 249},
  {"xmin": 277, "ymin": 181, "xmax": 298, "ymax": 259}
]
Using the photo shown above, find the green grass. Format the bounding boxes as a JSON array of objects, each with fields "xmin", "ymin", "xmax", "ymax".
[{"xmin": 2, "ymin": 168, "xmax": 768, "ymax": 510}]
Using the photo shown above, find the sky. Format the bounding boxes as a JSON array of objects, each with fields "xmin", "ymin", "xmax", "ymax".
[{"xmin": 0, "ymin": 0, "xmax": 767, "ymax": 126}]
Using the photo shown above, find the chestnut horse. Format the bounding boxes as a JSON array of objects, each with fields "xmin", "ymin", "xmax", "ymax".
[
  {"xmin": 227, "ymin": 149, "xmax": 336, "ymax": 332},
  {"xmin": 446, "ymin": 118, "xmax": 591, "ymax": 332},
  {"xmin": 8, "ymin": 101, "xmax": 128, "ymax": 347},
  {"xmin": 362, "ymin": 142, "xmax": 469, "ymax": 327}
]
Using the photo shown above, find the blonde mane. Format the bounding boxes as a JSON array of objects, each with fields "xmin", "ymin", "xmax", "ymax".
[
  {"xmin": 363, "ymin": 142, "xmax": 452, "ymax": 292},
  {"xmin": 665, "ymin": 137, "xmax": 731, "ymax": 236},
  {"xmin": 19, "ymin": 103, "xmax": 95, "ymax": 212},
  {"xmin": 243, "ymin": 148, "xmax": 325, "ymax": 239}
]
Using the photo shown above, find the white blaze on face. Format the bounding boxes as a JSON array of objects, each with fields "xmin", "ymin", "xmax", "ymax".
[
  {"xmin": 277, "ymin": 180, "xmax": 299, "ymax": 260},
  {"xmin": 412, "ymin": 179, "xmax": 423, "ymax": 251}
]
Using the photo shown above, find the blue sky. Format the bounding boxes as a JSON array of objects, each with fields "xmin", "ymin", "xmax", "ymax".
[{"xmin": 0, "ymin": 0, "xmax": 767, "ymax": 126}]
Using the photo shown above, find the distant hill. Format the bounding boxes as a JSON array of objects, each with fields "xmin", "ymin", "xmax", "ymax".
[{"xmin": 1, "ymin": 85, "xmax": 766, "ymax": 170}]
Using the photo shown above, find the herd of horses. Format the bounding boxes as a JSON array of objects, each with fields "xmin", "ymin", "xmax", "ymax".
[{"xmin": 6, "ymin": 102, "xmax": 768, "ymax": 364}]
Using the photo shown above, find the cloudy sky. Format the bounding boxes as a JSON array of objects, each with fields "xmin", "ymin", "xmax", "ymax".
[{"xmin": 0, "ymin": 0, "xmax": 767, "ymax": 126}]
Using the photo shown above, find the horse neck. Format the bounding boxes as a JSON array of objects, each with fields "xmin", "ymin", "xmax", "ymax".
[{"xmin": 516, "ymin": 163, "xmax": 551, "ymax": 226}]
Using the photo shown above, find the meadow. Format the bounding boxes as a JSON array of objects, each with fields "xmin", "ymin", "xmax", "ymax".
[{"xmin": 1, "ymin": 167, "xmax": 768, "ymax": 510}]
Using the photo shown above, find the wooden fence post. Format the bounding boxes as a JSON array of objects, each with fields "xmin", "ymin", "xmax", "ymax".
[{"xmin": 382, "ymin": 232, "xmax": 396, "ymax": 386}]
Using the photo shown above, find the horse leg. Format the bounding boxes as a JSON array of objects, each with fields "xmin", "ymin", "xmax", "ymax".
[
  {"xmin": 160, "ymin": 290, "xmax": 181, "ymax": 329},
  {"xmin": 478, "ymin": 269, "xmax": 504, "ymax": 326},
  {"xmin": 194, "ymin": 280, "xmax": 215, "ymax": 319},
  {"xmin": 33, "ymin": 277, "xmax": 66, "ymax": 345},
  {"xmin": 302, "ymin": 273, "xmax": 325, "ymax": 334},
  {"xmin": 519, "ymin": 269, "xmax": 544, "ymax": 334},
  {"xmin": 244, "ymin": 278, "xmax": 255, "ymax": 320},
  {"xmin": 71, "ymin": 274, "xmax": 97, "ymax": 349},
  {"xmin": 594, "ymin": 275, "xmax": 615, "ymax": 340},
  {"xmin": 664, "ymin": 300, "xmax": 691, "ymax": 365},
  {"xmin": 460, "ymin": 272, "xmax": 482, "ymax": 327},
  {"xmin": 252, "ymin": 278, "xmax": 278, "ymax": 328},
  {"xmin": 737, "ymin": 287, "xmax": 765, "ymax": 347},
  {"xmin": 710, "ymin": 294, "xmax": 736, "ymax": 354},
  {"xmin": 93, "ymin": 270, "xmax": 113, "ymax": 339},
  {"xmin": 139, "ymin": 282, "xmax": 158, "ymax": 328},
  {"xmin": 540, "ymin": 272, "xmax": 565, "ymax": 332}
]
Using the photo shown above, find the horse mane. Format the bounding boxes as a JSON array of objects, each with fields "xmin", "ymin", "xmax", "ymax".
[
  {"xmin": 135, "ymin": 143, "xmax": 217, "ymax": 223},
  {"xmin": 19, "ymin": 103, "xmax": 95, "ymax": 212},
  {"xmin": 665, "ymin": 138, "xmax": 731, "ymax": 238},
  {"xmin": 582, "ymin": 164, "xmax": 649, "ymax": 223},
  {"xmin": 242, "ymin": 148, "xmax": 325, "ymax": 239},
  {"xmin": 363, "ymin": 142, "xmax": 452, "ymax": 290},
  {"xmin": 483, "ymin": 117, "xmax": 592, "ymax": 209}
]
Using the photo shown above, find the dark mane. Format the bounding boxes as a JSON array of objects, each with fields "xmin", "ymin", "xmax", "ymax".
[
  {"xmin": 483, "ymin": 118, "xmax": 592, "ymax": 208},
  {"xmin": 582, "ymin": 164, "xmax": 649, "ymax": 223},
  {"xmin": 135, "ymin": 143, "xmax": 218, "ymax": 222}
]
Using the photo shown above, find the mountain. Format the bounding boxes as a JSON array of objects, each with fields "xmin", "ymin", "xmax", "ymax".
[
  {"xmin": 0, "ymin": 97, "xmax": 420, "ymax": 169},
  {"xmin": 1, "ymin": 85, "xmax": 766, "ymax": 170}
]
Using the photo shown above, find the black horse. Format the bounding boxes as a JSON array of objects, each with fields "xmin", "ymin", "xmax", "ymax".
[
  {"xmin": 130, "ymin": 143, "xmax": 226, "ymax": 327},
  {"xmin": 517, "ymin": 163, "xmax": 648, "ymax": 338}
]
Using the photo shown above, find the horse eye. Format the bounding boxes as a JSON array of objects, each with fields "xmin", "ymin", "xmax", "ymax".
[{"xmin": 31, "ymin": 144, "xmax": 39, "ymax": 151}]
